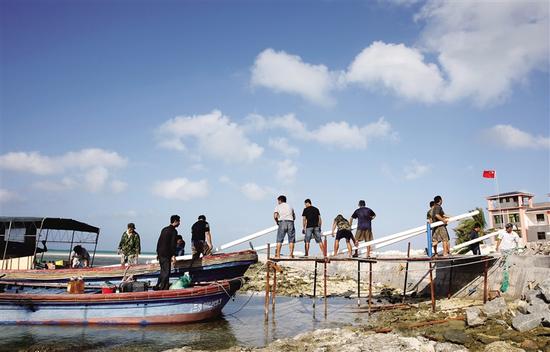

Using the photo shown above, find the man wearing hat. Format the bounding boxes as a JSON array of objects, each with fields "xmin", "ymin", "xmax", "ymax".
[
  {"xmin": 496, "ymin": 223, "xmax": 521, "ymax": 253},
  {"xmin": 118, "ymin": 222, "xmax": 141, "ymax": 265},
  {"xmin": 191, "ymin": 215, "xmax": 213, "ymax": 259}
]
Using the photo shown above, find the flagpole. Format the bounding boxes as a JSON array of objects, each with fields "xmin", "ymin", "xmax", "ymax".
[{"xmin": 495, "ymin": 171, "xmax": 504, "ymax": 230}]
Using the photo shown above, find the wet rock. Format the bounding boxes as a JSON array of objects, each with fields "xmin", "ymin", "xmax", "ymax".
[
  {"xmin": 540, "ymin": 278, "xmax": 550, "ymax": 302},
  {"xmin": 516, "ymin": 300, "xmax": 529, "ymax": 314},
  {"xmin": 526, "ymin": 297, "xmax": 548, "ymax": 315},
  {"xmin": 475, "ymin": 333, "xmax": 500, "ymax": 345},
  {"xmin": 520, "ymin": 339, "xmax": 539, "ymax": 351},
  {"xmin": 483, "ymin": 297, "xmax": 508, "ymax": 318},
  {"xmin": 524, "ymin": 289, "xmax": 542, "ymax": 303},
  {"xmin": 442, "ymin": 329, "xmax": 469, "ymax": 345},
  {"xmin": 465, "ymin": 307, "xmax": 486, "ymax": 326},
  {"xmin": 483, "ymin": 341, "xmax": 525, "ymax": 352},
  {"xmin": 512, "ymin": 312, "xmax": 542, "ymax": 332}
]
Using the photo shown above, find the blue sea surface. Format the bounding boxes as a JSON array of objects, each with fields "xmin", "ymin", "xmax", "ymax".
[{"xmin": 1, "ymin": 294, "xmax": 371, "ymax": 351}]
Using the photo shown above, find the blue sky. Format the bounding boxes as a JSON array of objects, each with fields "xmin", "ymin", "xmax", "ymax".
[{"xmin": 1, "ymin": 0, "xmax": 549, "ymax": 253}]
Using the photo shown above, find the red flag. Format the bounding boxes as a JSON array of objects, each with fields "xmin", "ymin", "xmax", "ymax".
[{"xmin": 483, "ymin": 170, "xmax": 495, "ymax": 178}]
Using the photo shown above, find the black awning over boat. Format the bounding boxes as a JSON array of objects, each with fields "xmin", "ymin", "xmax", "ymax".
[{"xmin": 0, "ymin": 217, "xmax": 99, "ymax": 234}]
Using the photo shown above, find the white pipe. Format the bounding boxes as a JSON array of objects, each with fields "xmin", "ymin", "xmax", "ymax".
[
  {"xmin": 254, "ymin": 225, "xmax": 358, "ymax": 252},
  {"xmin": 341, "ymin": 210, "xmax": 479, "ymax": 254},
  {"xmin": 375, "ymin": 229, "xmax": 425, "ymax": 249},
  {"xmin": 450, "ymin": 231, "xmax": 498, "ymax": 252},
  {"xmin": 213, "ymin": 225, "xmax": 278, "ymax": 253}
]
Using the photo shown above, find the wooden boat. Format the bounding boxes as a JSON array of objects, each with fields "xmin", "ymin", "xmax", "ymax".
[
  {"xmin": 0, "ymin": 278, "xmax": 243, "ymax": 325},
  {"xmin": 0, "ymin": 217, "xmax": 258, "ymax": 285},
  {"xmin": 1, "ymin": 250, "xmax": 258, "ymax": 285}
]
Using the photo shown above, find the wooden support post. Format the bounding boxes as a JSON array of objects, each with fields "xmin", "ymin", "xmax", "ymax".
[
  {"xmin": 272, "ymin": 264, "xmax": 277, "ymax": 312},
  {"xmin": 429, "ymin": 260, "xmax": 436, "ymax": 312},
  {"xmin": 483, "ymin": 258, "xmax": 488, "ymax": 304},
  {"xmin": 447, "ymin": 260, "xmax": 454, "ymax": 299},
  {"xmin": 368, "ymin": 261, "xmax": 373, "ymax": 315},
  {"xmin": 264, "ymin": 244, "xmax": 271, "ymax": 320},
  {"xmin": 357, "ymin": 260, "xmax": 361, "ymax": 307},
  {"xmin": 402, "ymin": 242, "xmax": 411, "ymax": 303},
  {"xmin": 313, "ymin": 260, "xmax": 318, "ymax": 308},
  {"xmin": 323, "ymin": 238, "xmax": 328, "ymax": 318}
]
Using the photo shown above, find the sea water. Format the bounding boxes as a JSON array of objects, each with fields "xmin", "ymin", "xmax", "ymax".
[
  {"xmin": 2, "ymin": 252, "xmax": 371, "ymax": 351},
  {"xmin": 1, "ymin": 295, "xmax": 370, "ymax": 351}
]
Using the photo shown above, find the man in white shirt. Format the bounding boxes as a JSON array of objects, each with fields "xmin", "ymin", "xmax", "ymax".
[
  {"xmin": 274, "ymin": 195, "xmax": 296, "ymax": 258},
  {"xmin": 496, "ymin": 223, "xmax": 521, "ymax": 252}
]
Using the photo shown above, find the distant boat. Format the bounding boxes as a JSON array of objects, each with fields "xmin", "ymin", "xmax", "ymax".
[
  {"xmin": 0, "ymin": 278, "xmax": 243, "ymax": 325},
  {"xmin": 0, "ymin": 217, "xmax": 258, "ymax": 285}
]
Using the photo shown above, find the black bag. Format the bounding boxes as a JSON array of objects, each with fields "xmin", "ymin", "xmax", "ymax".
[{"xmin": 120, "ymin": 281, "xmax": 147, "ymax": 292}]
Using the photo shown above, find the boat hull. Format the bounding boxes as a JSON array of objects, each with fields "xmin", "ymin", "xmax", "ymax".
[
  {"xmin": 0, "ymin": 250, "xmax": 258, "ymax": 285},
  {"xmin": 0, "ymin": 279, "xmax": 242, "ymax": 325}
]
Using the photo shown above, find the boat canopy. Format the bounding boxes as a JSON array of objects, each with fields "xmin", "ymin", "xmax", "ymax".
[
  {"xmin": 0, "ymin": 217, "xmax": 100, "ymax": 267},
  {"xmin": 0, "ymin": 217, "xmax": 99, "ymax": 234}
]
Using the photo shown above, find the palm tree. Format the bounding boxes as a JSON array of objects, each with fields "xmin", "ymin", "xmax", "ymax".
[{"xmin": 453, "ymin": 207, "xmax": 486, "ymax": 247}]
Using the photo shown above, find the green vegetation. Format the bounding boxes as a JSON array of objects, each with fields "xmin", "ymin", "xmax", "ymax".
[{"xmin": 453, "ymin": 207, "xmax": 486, "ymax": 248}]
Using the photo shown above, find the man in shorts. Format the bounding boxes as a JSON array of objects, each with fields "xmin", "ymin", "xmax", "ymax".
[
  {"xmin": 191, "ymin": 215, "xmax": 213, "ymax": 260},
  {"xmin": 274, "ymin": 195, "xmax": 296, "ymax": 258},
  {"xmin": 349, "ymin": 200, "xmax": 376, "ymax": 256},
  {"xmin": 302, "ymin": 199, "xmax": 325, "ymax": 256},
  {"xmin": 431, "ymin": 195, "xmax": 450, "ymax": 256}
]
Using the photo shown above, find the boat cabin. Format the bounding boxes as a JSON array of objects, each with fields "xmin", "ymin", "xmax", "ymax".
[{"xmin": 0, "ymin": 217, "xmax": 99, "ymax": 270}]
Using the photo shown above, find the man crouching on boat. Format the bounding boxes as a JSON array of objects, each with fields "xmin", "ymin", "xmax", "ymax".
[
  {"xmin": 191, "ymin": 215, "xmax": 213, "ymax": 260},
  {"xmin": 155, "ymin": 215, "xmax": 180, "ymax": 290},
  {"xmin": 71, "ymin": 245, "xmax": 90, "ymax": 268}
]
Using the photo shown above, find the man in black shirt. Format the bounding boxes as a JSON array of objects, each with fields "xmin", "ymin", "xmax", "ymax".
[
  {"xmin": 431, "ymin": 195, "xmax": 450, "ymax": 256},
  {"xmin": 302, "ymin": 199, "xmax": 325, "ymax": 256},
  {"xmin": 191, "ymin": 215, "xmax": 213, "ymax": 260},
  {"xmin": 155, "ymin": 215, "xmax": 180, "ymax": 290},
  {"xmin": 469, "ymin": 223, "xmax": 481, "ymax": 255}
]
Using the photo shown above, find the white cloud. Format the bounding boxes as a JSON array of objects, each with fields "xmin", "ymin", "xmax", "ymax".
[
  {"xmin": 276, "ymin": 159, "xmax": 298, "ymax": 183},
  {"xmin": 251, "ymin": 48, "xmax": 337, "ymax": 106},
  {"xmin": 0, "ymin": 148, "xmax": 128, "ymax": 193},
  {"xmin": 218, "ymin": 175, "xmax": 233, "ymax": 185},
  {"xmin": 0, "ymin": 152, "xmax": 57, "ymax": 175},
  {"xmin": 152, "ymin": 178, "xmax": 209, "ymax": 201},
  {"xmin": 33, "ymin": 177, "xmax": 78, "ymax": 192},
  {"xmin": 346, "ymin": 41, "xmax": 445, "ymax": 103},
  {"xmin": 482, "ymin": 125, "xmax": 550, "ymax": 149},
  {"xmin": 250, "ymin": 1, "xmax": 548, "ymax": 107},
  {"xmin": 110, "ymin": 180, "xmax": 128, "ymax": 193},
  {"xmin": 268, "ymin": 137, "xmax": 299, "ymax": 157},
  {"xmin": 251, "ymin": 113, "xmax": 396, "ymax": 150},
  {"xmin": 156, "ymin": 110, "xmax": 263, "ymax": 163},
  {"xmin": 0, "ymin": 149, "xmax": 127, "ymax": 174},
  {"xmin": 403, "ymin": 159, "xmax": 431, "ymax": 180},
  {"xmin": 241, "ymin": 182, "xmax": 273, "ymax": 201},
  {"xmin": 0, "ymin": 188, "xmax": 22, "ymax": 203},
  {"xmin": 84, "ymin": 166, "xmax": 109, "ymax": 192},
  {"xmin": 415, "ymin": 0, "xmax": 549, "ymax": 106}
]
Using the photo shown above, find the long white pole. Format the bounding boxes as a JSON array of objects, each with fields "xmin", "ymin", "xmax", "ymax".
[
  {"xmin": 213, "ymin": 225, "xmax": 278, "ymax": 253},
  {"xmin": 253, "ymin": 225, "xmax": 358, "ymax": 252},
  {"xmin": 450, "ymin": 231, "xmax": 499, "ymax": 252},
  {"xmin": 340, "ymin": 210, "xmax": 479, "ymax": 254}
]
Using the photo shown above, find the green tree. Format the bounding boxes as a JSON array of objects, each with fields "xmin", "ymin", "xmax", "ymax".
[{"xmin": 453, "ymin": 207, "xmax": 486, "ymax": 247}]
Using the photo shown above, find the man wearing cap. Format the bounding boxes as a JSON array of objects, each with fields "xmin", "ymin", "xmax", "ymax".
[
  {"xmin": 118, "ymin": 223, "xmax": 141, "ymax": 265},
  {"xmin": 496, "ymin": 223, "xmax": 521, "ymax": 253},
  {"xmin": 191, "ymin": 215, "xmax": 213, "ymax": 260}
]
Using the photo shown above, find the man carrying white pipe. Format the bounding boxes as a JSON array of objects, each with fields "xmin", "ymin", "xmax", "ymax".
[
  {"xmin": 302, "ymin": 198, "xmax": 325, "ymax": 256},
  {"xmin": 274, "ymin": 195, "xmax": 296, "ymax": 258},
  {"xmin": 431, "ymin": 195, "xmax": 451, "ymax": 256},
  {"xmin": 349, "ymin": 200, "xmax": 376, "ymax": 257}
]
